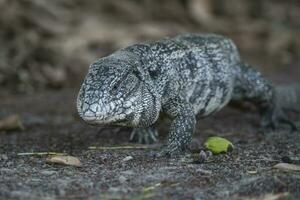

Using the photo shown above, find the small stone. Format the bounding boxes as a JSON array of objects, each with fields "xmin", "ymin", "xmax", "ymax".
[
  {"xmin": 0, "ymin": 115, "xmax": 25, "ymax": 131},
  {"xmin": 30, "ymin": 178, "xmax": 42, "ymax": 182},
  {"xmin": 6, "ymin": 161, "xmax": 13, "ymax": 167},
  {"xmin": 63, "ymin": 170, "xmax": 75, "ymax": 176},
  {"xmin": 122, "ymin": 156, "xmax": 133, "ymax": 162},
  {"xmin": 108, "ymin": 186, "xmax": 129, "ymax": 193},
  {"xmin": 206, "ymin": 150, "xmax": 213, "ymax": 157},
  {"xmin": 1, "ymin": 154, "xmax": 8, "ymax": 160},
  {"xmin": 121, "ymin": 170, "xmax": 135, "ymax": 175},
  {"xmin": 0, "ymin": 168, "xmax": 14, "ymax": 174},
  {"xmin": 196, "ymin": 168, "xmax": 212, "ymax": 175},
  {"xmin": 40, "ymin": 170, "xmax": 57, "ymax": 176},
  {"xmin": 247, "ymin": 170, "xmax": 258, "ymax": 175},
  {"xmin": 199, "ymin": 150, "xmax": 207, "ymax": 163}
]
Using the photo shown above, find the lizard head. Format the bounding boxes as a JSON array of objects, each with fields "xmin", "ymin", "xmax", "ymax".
[{"xmin": 77, "ymin": 51, "xmax": 161, "ymax": 127}]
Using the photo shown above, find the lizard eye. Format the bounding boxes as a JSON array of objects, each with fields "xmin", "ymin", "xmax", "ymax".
[
  {"xmin": 109, "ymin": 71, "xmax": 139, "ymax": 96},
  {"xmin": 110, "ymin": 78, "xmax": 122, "ymax": 96}
]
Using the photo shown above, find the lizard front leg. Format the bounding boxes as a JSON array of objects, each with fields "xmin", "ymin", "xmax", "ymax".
[{"xmin": 161, "ymin": 98, "xmax": 196, "ymax": 156}]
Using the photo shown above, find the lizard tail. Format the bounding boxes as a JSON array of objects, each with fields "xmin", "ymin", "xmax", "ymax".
[{"xmin": 275, "ymin": 84, "xmax": 300, "ymax": 112}]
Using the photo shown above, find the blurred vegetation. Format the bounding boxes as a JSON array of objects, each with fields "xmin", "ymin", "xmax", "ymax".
[{"xmin": 0, "ymin": 0, "xmax": 299, "ymax": 92}]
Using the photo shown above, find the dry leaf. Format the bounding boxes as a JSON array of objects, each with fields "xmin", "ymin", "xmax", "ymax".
[
  {"xmin": 46, "ymin": 156, "xmax": 82, "ymax": 167},
  {"xmin": 0, "ymin": 115, "xmax": 25, "ymax": 131},
  {"xmin": 273, "ymin": 163, "xmax": 300, "ymax": 172}
]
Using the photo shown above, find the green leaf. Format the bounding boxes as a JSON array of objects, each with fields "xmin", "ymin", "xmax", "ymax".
[{"xmin": 204, "ymin": 136, "xmax": 234, "ymax": 154}]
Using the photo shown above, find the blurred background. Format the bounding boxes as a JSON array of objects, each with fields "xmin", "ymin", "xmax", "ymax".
[{"xmin": 0, "ymin": 0, "xmax": 299, "ymax": 93}]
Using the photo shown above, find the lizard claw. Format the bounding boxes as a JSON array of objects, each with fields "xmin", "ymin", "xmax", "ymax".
[{"xmin": 129, "ymin": 127, "xmax": 158, "ymax": 144}]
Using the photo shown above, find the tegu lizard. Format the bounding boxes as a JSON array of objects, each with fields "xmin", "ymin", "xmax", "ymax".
[{"xmin": 77, "ymin": 33, "xmax": 299, "ymax": 156}]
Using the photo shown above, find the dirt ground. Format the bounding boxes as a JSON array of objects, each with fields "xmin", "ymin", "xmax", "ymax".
[
  {"xmin": 0, "ymin": 1, "xmax": 300, "ymax": 199},
  {"xmin": 0, "ymin": 74, "xmax": 300, "ymax": 200}
]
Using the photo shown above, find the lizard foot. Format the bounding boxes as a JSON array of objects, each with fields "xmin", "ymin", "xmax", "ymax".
[
  {"xmin": 153, "ymin": 143, "xmax": 186, "ymax": 158},
  {"xmin": 261, "ymin": 109, "xmax": 298, "ymax": 133},
  {"xmin": 129, "ymin": 127, "xmax": 158, "ymax": 144}
]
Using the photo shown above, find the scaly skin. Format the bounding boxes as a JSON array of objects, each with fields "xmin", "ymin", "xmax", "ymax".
[{"xmin": 77, "ymin": 33, "xmax": 299, "ymax": 156}]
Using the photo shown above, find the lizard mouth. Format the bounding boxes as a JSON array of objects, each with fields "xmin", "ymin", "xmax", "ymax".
[{"xmin": 80, "ymin": 111, "xmax": 128, "ymax": 126}]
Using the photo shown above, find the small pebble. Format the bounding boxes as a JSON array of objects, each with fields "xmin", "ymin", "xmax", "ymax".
[
  {"xmin": 199, "ymin": 150, "xmax": 207, "ymax": 163},
  {"xmin": 63, "ymin": 170, "xmax": 75, "ymax": 176},
  {"xmin": 196, "ymin": 168, "xmax": 212, "ymax": 175},
  {"xmin": 6, "ymin": 161, "xmax": 13, "ymax": 167},
  {"xmin": 108, "ymin": 186, "xmax": 129, "ymax": 193},
  {"xmin": 40, "ymin": 170, "xmax": 57, "ymax": 176},
  {"xmin": 30, "ymin": 178, "xmax": 42, "ymax": 183},
  {"xmin": 1, "ymin": 154, "xmax": 8, "ymax": 160},
  {"xmin": 206, "ymin": 151, "xmax": 213, "ymax": 157},
  {"xmin": 191, "ymin": 150, "xmax": 213, "ymax": 164},
  {"xmin": 122, "ymin": 156, "xmax": 133, "ymax": 162}
]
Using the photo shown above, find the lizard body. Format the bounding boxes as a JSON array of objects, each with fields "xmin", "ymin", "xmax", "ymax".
[{"xmin": 77, "ymin": 33, "xmax": 299, "ymax": 155}]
